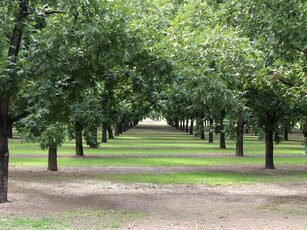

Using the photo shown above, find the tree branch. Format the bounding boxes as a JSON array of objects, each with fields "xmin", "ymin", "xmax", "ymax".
[{"xmin": 9, "ymin": 111, "xmax": 30, "ymax": 124}]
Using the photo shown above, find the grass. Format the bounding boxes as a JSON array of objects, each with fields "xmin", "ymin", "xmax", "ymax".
[
  {"xmin": 0, "ymin": 209, "xmax": 147, "ymax": 230},
  {"xmin": 91, "ymin": 171, "xmax": 307, "ymax": 185},
  {"xmin": 4, "ymin": 124, "xmax": 307, "ymax": 229},
  {"xmin": 0, "ymin": 215, "xmax": 68, "ymax": 230},
  {"xmin": 8, "ymin": 123, "xmax": 307, "ymax": 186}
]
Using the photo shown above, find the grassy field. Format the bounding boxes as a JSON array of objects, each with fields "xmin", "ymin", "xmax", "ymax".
[
  {"xmin": 8, "ymin": 123, "xmax": 307, "ymax": 185},
  {"xmin": 2, "ymin": 123, "xmax": 307, "ymax": 229}
]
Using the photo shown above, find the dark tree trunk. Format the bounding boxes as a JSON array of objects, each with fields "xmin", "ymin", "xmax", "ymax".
[
  {"xmin": 0, "ymin": 99, "xmax": 9, "ymax": 203},
  {"xmin": 245, "ymin": 125, "xmax": 249, "ymax": 134},
  {"xmin": 209, "ymin": 119, "xmax": 214, "ymax": 143},
  {"xmin": 175, "ymin": 120, "xmax": 179, "ymax": 129},
  {"xmin": 236, "ymin": 114, "xmax": 244, "ymax": 156},
  {"xmin": 115, "ymin": 123, "xmax": 121, "ymax": 136},
  {"xmin": 182, "ymin": 119, "xmax": 185, "ymax": 132},
  {"xmin": 265, "ymin": 129, "xmax": 275, "ymax": 169},
  {"xmin": 283, "ymin": 123, "xmax": 289, "ymax": 141},
  {"xmin": 123, "ymin": 120, "xmax": 129, "ymax": 132},
  {"xmin": 102, "ymin": 123, "xmax": 107, "ymax": 142},
  {"xmin": 119, "ymin": 122, "xmax": 123, "ymax": 134},
  {"xmin": 7, "ymin": 121, "xmax": 13, "ymax": 139},
  {"xmin": 0, "ymin": 0, "xmax": 28, "ymax": 203},
  {"xmin": 189, "ymin": 120, "xmax": 194, "ymax": 135},
  {"xmin": 220, "ymin": 111, "xmax": 226, "ymax": 149},
  {"xmin": 75, "ymin": 121, "xmax": 84, "ymax": 157},
  {"xmin": 107, "ymin": 125, "xmax": 114, "ymax": 139},
  {"xmin": 302, "ymin": 124, "xmax": 307, "ymax": 154},
  {"xmin": 200, "ymin": 121, "xmax": 205, "ymax": 140},
  {"xmin": 185, "ymin": 119, "xmax": 189, "ymax": 133},
  {"xmin": 48, "ymin": 144, "xmax": 58, "ymax": 171}
]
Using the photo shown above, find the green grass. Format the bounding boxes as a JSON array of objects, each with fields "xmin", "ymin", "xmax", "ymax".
[
  {"xmin": 92, "ymin": 171, "xmax": 307, "ymax": 185},
  {"xmin": 8, "ymin": 123, "xmax": 307, "ymax": 186},
  {"xmin": 0, "ymin": 216, "xmax": 68, "ymax": 230},
  {"xmin": 0, "ymin": 209, "xmax": 147, "ymax": 230},
  {"xmin": 9, "ymin": 156, "xmax": 307, "ymax": 167}
]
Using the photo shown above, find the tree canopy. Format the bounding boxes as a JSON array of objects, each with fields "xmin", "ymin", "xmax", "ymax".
[{"xmin": 0, "ymin": 0, "xmax": 306, "ymax": 202}]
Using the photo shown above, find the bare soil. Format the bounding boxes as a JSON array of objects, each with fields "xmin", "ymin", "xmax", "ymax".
[{"xmin": 1, "ymin": 165, "xmax": 306, "ymax": 230}]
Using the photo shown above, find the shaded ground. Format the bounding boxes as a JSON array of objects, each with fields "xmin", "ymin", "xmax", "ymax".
[{"xmin": 1, "ymin": 121, "xmax": 307, "ymax": 229}]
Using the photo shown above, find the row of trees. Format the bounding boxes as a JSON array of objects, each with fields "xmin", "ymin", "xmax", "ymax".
[
  {"xmin": 0, "ymin": 0, "xmax": 306, "ymax": 203},
  {"xmin": 0, "ymin": 0, "xmax": 173, "ymax": 202},
  {"xmin": 162, "ymin": 0, "xmax": 307, "ymax": 168}
]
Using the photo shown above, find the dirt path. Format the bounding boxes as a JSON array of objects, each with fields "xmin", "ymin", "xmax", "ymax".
[{"xmin": 2, "ymin": 121, "xmax": 307, "ymax": 229}]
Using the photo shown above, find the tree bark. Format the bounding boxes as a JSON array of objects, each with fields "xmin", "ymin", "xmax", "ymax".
[
  {"xmin": 115, "ymin": 123, "xmax": 121, "ymax": 136},
  {"xmin": 236, "ymin": 114, "xmax": 244, "ymax": 156},
  {"xmin": 175, "ymin": 120, "xmax": 179, "ymax": 129},
  {"xmin": 107, "ymin": 125, "xmax": 114, "ymax": 139},
  {"xmin": 0, "ymin": 98, "xmax": 9, "ymax": 203},
  {"xmin": 200, "ymin": 121, "xmax": 205, "ymax": 140},
  {"xmin": 48, "ymin": 144, "xmax": 58, "ymax": 171},
  {"xmin": 189, "ymin": 120, "xmax": 194, "ymax": 135},
  {"xmin": 0, "ymin": 0, "xmax": 28, "ymax": 203},
  {"xmin": 265, "ymin": 129, "xmax": 275, "ymax": 169},
  {"xmin": 209, "ymin": 119, "xmax": 213, "ymax": 143},
  {"xmin": 185, "ymin": 119, "xmax": 189, "ymax": 133},
  {"xmin": 75, "ymin": 121, "xmax": 84, "ymax": 157},
  {"xmin": 7, "ymin": 121, "xmax": 13, "ymax": 139},
  {"xmin": 220, "ymin": 111, "xmax": 226, "ymax": 149},
  {"xmin": 101, "ymin": 123, "xmax": 107, "ymax": 142},
  {"xmin": 283, "ymin": 123, "xmax": 289, "ymax": 141}
]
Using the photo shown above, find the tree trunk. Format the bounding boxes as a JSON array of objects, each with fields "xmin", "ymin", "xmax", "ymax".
[
  {"xmin": 7, "ymin": 121, "xmax": 13, "ymax": 139},
  {"xmin": 189, "ymin": 120, "xmax": 194, "ymax": 135},
  {"xmin": 48, "ymin": 144, "xmax": 58, "ymax": 171},
  {"xmin": 75, "ymin": 121, "xmax": 84, "ymax": 157},
  {"xmin": 200, "ymin": 121, "xmax": 205, "ymax": 140},
  {"xmin": 236, "ymin": 114, "xmax": 244, "ymax": 156},
  {"xmin": 302, "ymin": 123, "xmax": 307, "ymax": 154},
  {"xmin": 102, "ymin": 123, "xmax": 107, "ymax": 142},
  {"xmin": 175, "ymin": 120, "xmax": 179, "ymax": 129},
  {"xmin": 115, "ymin": 123, "xmax": 121, "ymax": 136},
  {"xmin": 283, "ymin": 123, "xmax": 289, "ymax": 141},
  {"xmin": 0, "ymin": 99, "xmax": 9, "ymax": 203},
  {"xmin": 0, "ymin": 0, "xmax": 29, "ymax": 202},
  {"xmin": 119, "ymin": 122, "xmax": 123, "ymax": 134},
  {"xmin": 265, "ymin": 129, "xmax": 275, "ymax": 169},
  {"xmin": 185, "ymin": 119, "xmax": 189, "ymax": 133},
  {"xmin": 220, "ymin": 111, "xmax": 226, "ymax": 149},
  {"xmin": 209, "ymin": 119, "xmax": 213, "ymax": 143},
  {"xmin": 107, "ymin": 125, "xmax": 114, "ymax": 139}
]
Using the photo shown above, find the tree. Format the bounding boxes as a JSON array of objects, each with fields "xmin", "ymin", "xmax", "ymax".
[{"xmin": 0, "ymin": 0, "xmax": 29, "ymax": 203}]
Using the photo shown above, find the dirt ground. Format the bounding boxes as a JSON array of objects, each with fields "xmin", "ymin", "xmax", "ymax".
[{"xmin": 1, "ymin": 165, "xmax": 307, "ymax": 230}]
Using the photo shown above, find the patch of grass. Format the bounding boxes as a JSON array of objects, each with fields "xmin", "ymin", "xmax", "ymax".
[
  {"xmin": 92, "ymin": 171, "xmax": 307, "ymax": 186},
  {"xmin": 258, "ymin": 203, "xmax": 307, "ymax": 216},
  {"xmin": 0, "ymin": 215, "xmax": 68, "ymax": 230},
  {"xmin": 9, "ymin": 156, "xmax": 307, "ymax": 168},
  {"xmin": 64, "ymin": 208, "xmax": 147, "ymax": 229},
  {"xmin": 8, "ymin": 124, "xmax": 307, "ymax": 186},
  {"xmin": 0, "ymin": 209, "xmax": 147, "ymax": 230}
]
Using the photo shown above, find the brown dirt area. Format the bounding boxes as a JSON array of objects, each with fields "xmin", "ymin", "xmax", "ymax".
[{"xmin": 1, "ymin": 165, "xmax": 306, "ymax": 230}]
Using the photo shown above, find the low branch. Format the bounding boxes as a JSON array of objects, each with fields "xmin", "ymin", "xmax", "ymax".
[
  {"xmin": 44, "ymin": 10, "xmax": 65, "ymax": 16},
  {"xmin": 9, "ymin": 111, "xmax": 30, "ymax": 124}
]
